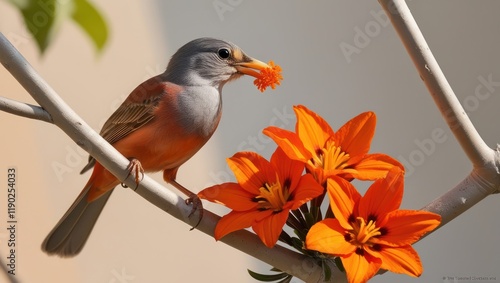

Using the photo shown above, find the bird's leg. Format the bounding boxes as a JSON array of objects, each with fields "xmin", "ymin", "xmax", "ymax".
[
  {"xmin": 164, "ymin": 170, "xmax": 203, "ymax": 230},
  {"xmin": 121, "ymin": 158, "xmax": 144, "ymax": 190},
  {"xmin": 170, "ymin": 180, "xmax": 203, "ymax": 230}
]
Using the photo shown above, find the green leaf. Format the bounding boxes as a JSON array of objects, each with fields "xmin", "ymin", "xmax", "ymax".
[
  {"xmin": 7, "ymin": 0, "xmax": 107, "ymax": 54},
  {"xmin": 9, "ymin": 0, "xmax": 59, "ymax": 53},
  {"xmin": 290, "ymin": 236, "xmax": 305, "ymax": 252},
  {"xmin": 321, "ymin": 260, "xmax": 332, "ymax": 281},
  {"xmin": 334, "ymin": 256, "xmax": 345, "ymax": 273},
  {"xmin": 247, "ymin": 269, "xmax": 290, "ymax": 282},
  {"xmin": 71, "ymin": 0, "xmax": 108, "ymax": 52},
  {"xmin": 304, "ymin": 211, "xmax": 317, "ymax": 229}
]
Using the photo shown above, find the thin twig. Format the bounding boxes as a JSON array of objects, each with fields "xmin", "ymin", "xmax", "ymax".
[{"xmin": 0, "ymin": 96, "xmax": 52, "ymax": 123}]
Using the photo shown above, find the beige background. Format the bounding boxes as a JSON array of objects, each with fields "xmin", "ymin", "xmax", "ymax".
[{"xmin": 1, "ymin": 1, "xmax": 500, "ymax": 282}]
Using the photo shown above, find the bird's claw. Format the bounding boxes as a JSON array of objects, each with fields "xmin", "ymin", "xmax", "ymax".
[
  {"xmin": 185, "ymin": 194, "xmax": 203, "ymax": 230},
  {"xmin": 122, "ymin": 158, "xmax": 144, "ymax": 190}
]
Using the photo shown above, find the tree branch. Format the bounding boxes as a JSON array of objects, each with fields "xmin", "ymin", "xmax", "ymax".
[
  {"xmin": 0, "ymin": 32, "xmax": 337, "ymax": 282},
  {"xmin": 0, "ymin": 96, "xmax": 52, "ymax": 123},
  {"xmin": 0, "ymin": 256, "xmax": 19, "ymax": 283},
  {"xmin": 379, "ymin": 0, "xmax": 495, "ymax": 168},
  {"xmin": 378, "ymin": 0, "xmax": 500, "ymax": 228}
]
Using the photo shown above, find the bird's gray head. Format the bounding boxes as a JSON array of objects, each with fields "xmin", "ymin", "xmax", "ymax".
[{"xmin": 163, "ymin": 38, "xmax": 270, "ymax": 90}]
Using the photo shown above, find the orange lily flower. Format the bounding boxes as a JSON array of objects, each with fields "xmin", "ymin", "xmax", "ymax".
[
  {"xmin": 263, "ymin": 105, "xmax": 403, "ymax": 185},
  {"xmin": 306, "ymin": 168, "xmax": 441, "ymax": 283},
  {"xmin": 198, "ymin": 148, "xmax": 323, "ymax": 248}
]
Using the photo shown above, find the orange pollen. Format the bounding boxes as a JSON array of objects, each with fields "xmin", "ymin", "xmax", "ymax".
[
  {"xmin": 345, "ymin": 217, "xmax": 381, "ymax": 248},
  {"xmin": 254, "ymin": 61, "xmax": 283, "ymax": 92},
  {"xmin": 254, "ymin": 180, "xmax": 289, "ymax": 212}
]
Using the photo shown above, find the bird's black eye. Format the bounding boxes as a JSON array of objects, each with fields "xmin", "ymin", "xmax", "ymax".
[{"xmin": 218, "ymin": 48, "xmax": 231, "ymax": 59}]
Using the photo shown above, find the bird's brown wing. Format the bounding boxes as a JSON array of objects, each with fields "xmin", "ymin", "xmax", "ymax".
[
  {"xmin": 80, "ymin": 77, "xmax": 166, "ymax": 174},
  {"xmin": 99, "ymin": 97, "xmax": 160, "ymax": 145}
]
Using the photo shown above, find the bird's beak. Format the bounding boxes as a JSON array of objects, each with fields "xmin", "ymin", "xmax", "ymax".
[{"xmin": 234, "ymin": 58, "xmax": 270, "ymax": 78}]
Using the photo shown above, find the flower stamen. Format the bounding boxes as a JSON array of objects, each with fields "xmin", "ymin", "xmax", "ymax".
[
  {"xmin": 324, "ymin": 142, "xmax": 350, "ymax": 171},
  {"xmin": 345, "ymin": 217, "xmax": 382, "ymax": 249},
  {"xmin": 254, "ymin": 181, "xmax": 289, "ymax": 212},
  {"xmin": 309, "ymin": 142, "xmax": 351, "ymax": 172}
]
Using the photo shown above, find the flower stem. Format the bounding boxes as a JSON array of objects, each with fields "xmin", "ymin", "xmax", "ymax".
[
  {"xmin": 279, "ymin": 231, "xmax": 293, "ymax": 246},
  {"xmin": 286, "ymin": 212, "xmax": 303, "ymax": 232},
  {"xmin": 291, "ymin": 208, "xmax": 307, "ymax": 228}
]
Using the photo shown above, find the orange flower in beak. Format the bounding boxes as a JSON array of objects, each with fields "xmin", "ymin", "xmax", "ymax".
[
  {"xmin": 236, "ymin": 59, "xmax": 283, "ymax": 92},
  {"xmin": 253, "ymin": 61, "xmax": 282, "ymax": 92}
]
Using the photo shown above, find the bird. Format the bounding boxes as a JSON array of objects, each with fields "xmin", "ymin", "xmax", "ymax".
[{"xmin": 42, "ymin": 37, "xmax": 275, "ymax": 257}]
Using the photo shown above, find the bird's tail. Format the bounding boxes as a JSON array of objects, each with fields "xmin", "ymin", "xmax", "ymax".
[{"xmin": 42, "ymin": 182, "xmax": 113, "ymax": 257}]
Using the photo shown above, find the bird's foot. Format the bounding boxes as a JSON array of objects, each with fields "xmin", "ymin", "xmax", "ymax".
[
  {"xmin": 121, "ymin": 158, "xmax": 144, "ymax": 190},
  {"xmin": 185, "ymin": 194, "xmax": 203, "ymax": 231},
  {"xmin": 168, "ymin": 179, "xmax": 204, "ymax": 230}
]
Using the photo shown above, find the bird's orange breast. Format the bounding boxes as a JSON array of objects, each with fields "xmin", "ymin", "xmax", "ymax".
[{"xmin": 111, "ymin": 118, "xmax": 210, "ymax": 173}]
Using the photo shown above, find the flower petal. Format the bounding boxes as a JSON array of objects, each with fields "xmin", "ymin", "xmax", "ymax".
[
  {"xmin": 334, "ymin": 111, "xmax": 376, "ymax": 157},
  {"xmin": 252, "ymin": 210, "xmax": 289, "ymax": 248},
  {"xmin": 375, "ymin": 210, "xmax": 441, "ymax": 246},
  {"xmin": 227, "ymin": 151, "xmax": 276, "ymax": 194},
  {"xmin": 306, "ymin": 219, "xmax": 356, "ymax": 255},
  {"xmin": 368, "ymin": 245, "xmax": 423, "ymax": 277},
  {"xmin": 288, "ymin": 173, "xmax": 324, "ymax": 210},
  {"xmin": 293, "ymin": 105, "xmax": 334, "ymax": 155},
  {"xmin": 198, "ymin": 183, "xmax": 258, "ymax": 211},
  {"xmin": 326, "ymin": 176, "xmax": 361, "ymax": 230},
  {"xmin": 341, "ymin": 251, "xmax": 381, "ymax": 283},
  {"xmin": 214, "ymin": 210, "xmax": 263, "ymax": 240},
  {"xmin": 358, "ymin": 167, "xmax": 404, "ymax": 221},
  {"xmin": 346, "ymin": 153, "xmax": 404, "ymax": 180},
  {"xmin": 270, "ymin": 147, "xmax": 305, "ymax": 194},
  {"xmin": 263, "ymin": 126, "xmax": 312, "ymax": 162}
]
